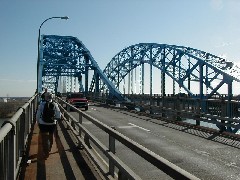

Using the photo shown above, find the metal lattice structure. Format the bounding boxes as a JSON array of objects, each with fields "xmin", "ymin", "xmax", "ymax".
[
  {"xmin": 92, "ymin": 43, "xmax": 240, "ymax": 99},
  {"xmin": 38, "ymin": 36, "xmax": 240, "ymax": 103},
  {"xmin": 37, "ymin": 35, "xmax": 125, "ymax": 101}
]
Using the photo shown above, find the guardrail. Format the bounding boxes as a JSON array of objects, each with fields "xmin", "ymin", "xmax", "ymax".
[
  {"xmin": 56, "ymin": 97, "xmax": 200, "ymax": 180},
  {"xmin": 91, "ymin": 93, "xmax": 240, "ymax": 134},
  {"xmin": 0, "ymin": 94, "xmax": 38, "ymax": 180},
  {"xmin": 129, "ymin": 96, "xmax": 240, "ymax": 133}
]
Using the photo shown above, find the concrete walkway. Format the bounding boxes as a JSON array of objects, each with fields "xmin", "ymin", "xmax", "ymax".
[{"xmin": 19, "ymin": 120, "xmax": 102, "ymax": 180}]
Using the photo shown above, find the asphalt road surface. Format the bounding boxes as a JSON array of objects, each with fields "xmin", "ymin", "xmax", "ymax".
[{"xmin": 71, "ymin": 103, "xmax": 240, "ymax": 179}]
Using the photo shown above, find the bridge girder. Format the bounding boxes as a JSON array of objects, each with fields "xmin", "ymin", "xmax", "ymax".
[
  {"xmin": 95, "ymin": 43, "xmax": 240, "ymax": 99},
  {"xmin": 38, "ymin": 36, "xmax": 240, "ymax": 101},
  {"xmin": 38, "ymin": 35, "xmax": 125, "ymax": 101}
]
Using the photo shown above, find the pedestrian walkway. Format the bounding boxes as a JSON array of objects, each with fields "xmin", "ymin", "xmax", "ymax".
[{"xmin": 19, "ymin": 120, "xmax": 102, "ymax": 180}]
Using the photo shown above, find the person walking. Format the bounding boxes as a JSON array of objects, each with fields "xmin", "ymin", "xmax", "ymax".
[{"xmin": 36, "ymin": 92, "xmax": 61, "ymax": 157}]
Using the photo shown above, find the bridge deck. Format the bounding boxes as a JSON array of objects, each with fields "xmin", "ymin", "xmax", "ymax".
[{"xmin": 19, "ymin": 121, "xmax": 102, "ymax": 180}]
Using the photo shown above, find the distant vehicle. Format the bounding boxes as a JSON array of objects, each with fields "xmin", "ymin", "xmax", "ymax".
[{"xmin": 66, "ymin": 92, "xmax": 88, "ymax": 110}]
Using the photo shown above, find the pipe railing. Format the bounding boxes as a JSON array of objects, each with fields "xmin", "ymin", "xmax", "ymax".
[
  {"xmin": 56, "ymin": 97, "xmax": 199, "ymax": 180},
  {"xmin": 2, "ymin": 93, "xmax": 222, "ymax": 179},
  {"xmin": 90, "ymin": 93, "xmax": 240, "ymax": 133},
  {"xmin": 0, "ymin": 94, "xmax": 38, "ymax": 180}
]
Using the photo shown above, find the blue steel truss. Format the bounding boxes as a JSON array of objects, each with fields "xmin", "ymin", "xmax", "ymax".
[
  {"xmin": 94, "ymin": 43, "xmax": 240, "ymax": 99},
  {"xmin": 38, "ymin": 36, "xmax": 240, "ymax": 103},
  {"xmin": 37, "ymin": 35, "xmax": 125, "ymax": 101},
  {"xmin": 37, "ymin": 38, "xmax": 240, "ymax": 133}
]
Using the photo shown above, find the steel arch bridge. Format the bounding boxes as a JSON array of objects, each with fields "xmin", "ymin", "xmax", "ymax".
[
  {"xmin": 91, "ymin": 43, "xmax": 240, "ymax": 100},
  {"xmin": 37, "ymin": 35, "xmax": 125, "ymax": 101},
  {"xmin": 38, "ymin": 35, "xmax": 240, "ymax": 102}
]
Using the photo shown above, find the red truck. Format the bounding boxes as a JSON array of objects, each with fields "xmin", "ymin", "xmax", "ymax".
[{"xmin": 66, "ymin": 92, "xmax": 88, "ymax": 110}]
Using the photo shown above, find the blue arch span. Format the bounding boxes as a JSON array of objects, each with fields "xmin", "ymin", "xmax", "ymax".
[
  {"xmin": 37, "ymin": 35, "xmax": 125, "ymax": 101},
  {"xmin": 99, "ymin": 43, "xmax": 240, "ymax": 98}
]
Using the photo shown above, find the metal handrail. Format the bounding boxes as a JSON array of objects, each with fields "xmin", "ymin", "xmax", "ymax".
[
  {"xmin": 0, "ymin": 94, "xmax": 38, "ymax": 180},
  {"xmin": 56, "ymin": 97, "xmax": 199, "ymax": 180}
]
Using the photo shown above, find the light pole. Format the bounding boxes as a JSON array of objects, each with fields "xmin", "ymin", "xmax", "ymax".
[{"xmin": 37, "ymin": 16, "xmax": 69, "ymax": 93}]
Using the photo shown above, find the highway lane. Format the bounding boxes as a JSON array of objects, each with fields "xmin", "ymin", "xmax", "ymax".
[{"xmin": 71, "ymin": 103, "xmax": 240, "ymax": 180}]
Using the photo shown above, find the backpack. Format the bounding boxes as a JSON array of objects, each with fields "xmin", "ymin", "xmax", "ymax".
[{"xmin": 42, "ymin": 101, "xmax": 55, "ymax": 123}]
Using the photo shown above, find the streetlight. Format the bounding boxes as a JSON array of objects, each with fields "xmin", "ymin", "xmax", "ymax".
[{"xmin": 37, "ymin": 16, "xmax": 69, "ymax": 93}]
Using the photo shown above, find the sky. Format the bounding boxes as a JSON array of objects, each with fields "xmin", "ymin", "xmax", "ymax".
[{"xmin": 0, "ymin": 0, "xmax": 240, "ymax": 97}]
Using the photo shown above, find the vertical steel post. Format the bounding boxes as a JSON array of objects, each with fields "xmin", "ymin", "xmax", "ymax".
[
  {"xmin": 117, "ymin": 55, "xmax": 120, "ymax": 90},
  {"xmin": 150, "ymin": 46, "xmax": 153, "ymax": 99},
  {"xmin": 134, "ymin": 68, "xmax": 137, "ymax": 93},
  {"xmin": 188, "ymin": 57, "xmax": 191, "ymax": 91},
  {"xmin": 227, "ymin": 80, "xmax": 233, "ymax": 117},
  {"xmin": 227, "ymin": 80, "xmax": 233, "ymax": 132},
  {"xmin": 95, "ymin": 72, "xmax": 100, "ymax": 98},
  {"xmin": 78, "ymin": 111, "xmax": 83, "ymax": 138},
  {"xmin": 196, "ymin": 99, "xmax": 201, "ymax": 126},
  {"xmin": 172, "ymin": 51, "xmax": 176, "ymax": 95},
  {"xmin": 84, "ymin": 134, "xmax": 91, "ymax": 148},
  {"xmin": 131, "ymin": 65, "xmax": 133, "ymax": 94},
  {"xmin": 199, "ymin": 62, "xmax": 205, "ymax": 112},
  {"xmin": 109, "ymin": 126, "xmax": 116, "ymax": 177},
  {"xmin": 8, "ymin": 127, "xmax": 16, "ymax": 180},
  {"xmin": 220, "ymin": 98, "xmax": 227, "ymax": 132},
  {"xmin": 37, "ymin": 35, "xmax": 44, "ymax": 93},
  {"xmin": 161, "ymin": 48, "xmax": 166, "ymax": 96},
  {"xmin": 85, "ymin": 54, "xmax": 89, "ymax": 96},
  {"xmin": 19, "ymin": 110, "xmax": 25, "ymax": 159},
  {"xmin": 142, "ymin": 63, "xmax": 144, "ymax": 94},
  {"xmin": 128, "ymin": 72, "xmax": 130, "ymax": 95},
  {"xmin": 198, "ymin": 63, "xmax": 204, "ymax": 126}
]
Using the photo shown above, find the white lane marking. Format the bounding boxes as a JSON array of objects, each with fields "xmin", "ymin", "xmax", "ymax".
[
  {"xmin": 118, "ymin": 126, "xmax": 134, "ymax": 129},
  {"xmin": 128, "ymin": 123, "xmax": 150, "ymax": 132}
]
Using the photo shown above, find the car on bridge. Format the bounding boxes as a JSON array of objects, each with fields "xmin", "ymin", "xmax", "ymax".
[{"xmin": 66, "ymin": 92, "xmax": 88, "ymax": 111}]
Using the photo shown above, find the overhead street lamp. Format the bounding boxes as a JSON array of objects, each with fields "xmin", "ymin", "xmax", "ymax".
[{"xmin": 37, "ymin": 16, "xmax": 69, "ymax": 93}]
